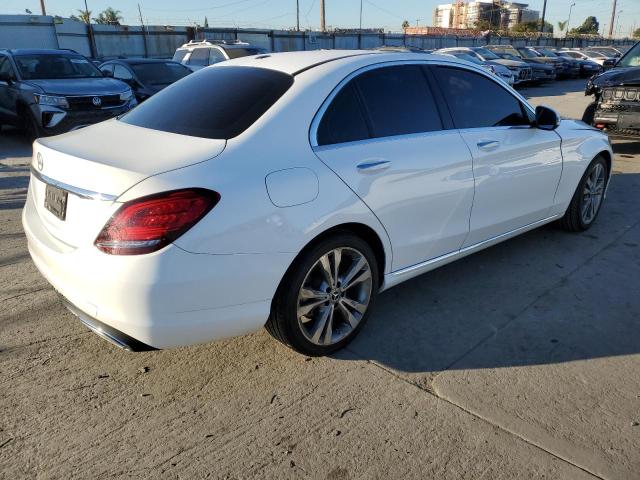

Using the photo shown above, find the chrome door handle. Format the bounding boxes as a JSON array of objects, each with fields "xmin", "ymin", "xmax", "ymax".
[
  {"xmin": 356, "ymin": 160, "xmax": 391, "ymax": 173},
  {"xmin": 477, "ymin": 140, "xmax": 500, "ymax": 151}
]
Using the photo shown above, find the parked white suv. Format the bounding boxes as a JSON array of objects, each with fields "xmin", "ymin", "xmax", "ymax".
[{"xmin": 172, "ymin": 40, "xmax": 265, "ymax": 71}]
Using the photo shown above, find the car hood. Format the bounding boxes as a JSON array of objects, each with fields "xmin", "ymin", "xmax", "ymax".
[
  {"xmin": 486, "ymin": 61, "xmax": 511, "ymax": 73},
  {"xmin": 23, "ymin": 77, "xmax": 130, "ymax": 95},
  {"xmin": 491, "ymin": 58, "xmax": 529, "ymax": 68},
  {"xmin": 592, "ymin": 67, "xmax": 640, "ymax": 88}
]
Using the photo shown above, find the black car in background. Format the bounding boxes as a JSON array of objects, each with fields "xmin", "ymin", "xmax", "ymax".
[
  {"xmin": 583, "ymin": 41, "xmax": 640, "ymax": 137},
  {"xmin": 0, "ymin": 49, "xmax": 135, "ymax": 138},
  {"xmin": 99, "ymin": 59, "xmax": 192, "ymax": 102}
]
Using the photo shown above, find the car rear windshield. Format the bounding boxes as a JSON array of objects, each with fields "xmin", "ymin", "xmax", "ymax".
[
  {"xmin": 474, "ymin": 48, "xmax": 500, "ymax": 60},
  {"xmin": 224, "ymin": 47, "xmax": 264, "ymax": 59},
  {"xmin": 120, "ymin": 65, "xmax": 293, "ymax": 139},
  {"xmin": 131, "ymin": 62, "xmax": 191, "ymax": 86},
  {"xmin": 14, "ymin": 54, "xmax": 103, "ymax": 79},
  {"xmin": 172, "ymin": 50, "xmax": 189, "ymax": 62}
]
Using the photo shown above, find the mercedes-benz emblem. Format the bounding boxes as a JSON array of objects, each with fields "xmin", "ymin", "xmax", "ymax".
[
  {"xmin": 37, "ymin": 152, "xmax": 43, "ymax": 171},
  {"xmin": 92, "ymin": 96, "xmax": 102, "ymax": 107}
]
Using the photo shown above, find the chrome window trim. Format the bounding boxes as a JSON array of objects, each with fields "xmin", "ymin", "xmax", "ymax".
[
  {"xmin": 30, "ymin": 166, "xmax": 118, "ymax": 202},
  {"xmin": 309, "ymin": 58, "xmax": 536, "ymax": 149}
]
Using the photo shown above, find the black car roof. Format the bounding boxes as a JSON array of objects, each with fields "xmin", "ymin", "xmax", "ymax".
[
  {"xmin": 1, "ymin": 48, "xmax": 80, "ymax": 56},
  {"xmin": 102, "ymin": 58, "xmax": 183, "ymax": 65}
]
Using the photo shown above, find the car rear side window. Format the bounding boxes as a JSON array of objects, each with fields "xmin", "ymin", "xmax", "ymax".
[
  {"xmin": 356, "ymin": 65, "xmax": 442, "ymax": 138},
  {"xmin": 434, "ymin": 66, "xmax": 530, "ymax": 129},
  {"xmin": 188, "ymin": 48, "xmax": 209, "ymax": 67},
  {"xmin": 317, "ymin": 83, "xmax": 370, "ymax": 146},
  {"xmin": 120, "ymin": 66, "xmax": 293, "ymax": 139},
  {"xmin": 317, "ymin": 64, "xmax": 442, "ymax": 146}
]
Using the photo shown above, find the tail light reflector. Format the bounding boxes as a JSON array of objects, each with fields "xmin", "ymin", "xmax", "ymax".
[{"xmin": 95, "ymin": 188, "xmax": 219, "ymax": 255}]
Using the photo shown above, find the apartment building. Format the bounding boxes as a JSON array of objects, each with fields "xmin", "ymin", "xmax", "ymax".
[{"xmin": 433, "ymin": 0, "xmax": 539, "ymax": 30}]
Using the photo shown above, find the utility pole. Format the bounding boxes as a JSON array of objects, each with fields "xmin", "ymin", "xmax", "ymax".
[
  {"xmin": 566, "ymin": 2, "xmax": 576, "ymax": 38},
  {"xmin": 39, "ymin": 0, "xmax": 46, "ymax": 15},
  {"xmin": 320, "ymin": 0, "xmax": 326, "ymax": 32},
  {"xmin": 539, "ymin": 0, "xmax": 547, "ymax": 33},
  {"xmin": 138, "ymin": 3, "xmax": 149, "ymax": 58},
  {"xmin": 359, "ymin": 0, "xmax": 363, "ymax": 31},
  {"xmin": 84, "ymin": 0, "xmax": 97, "ymax": 58},
  {"xmin": 296, "ymin": 0, "xmax": 300, "ymax": 31},
  {"xmin": 608, "ymin": 0, "xmax": 617, "ymax": 38}
]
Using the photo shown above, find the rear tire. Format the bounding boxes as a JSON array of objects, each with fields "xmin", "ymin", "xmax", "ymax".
[
  {"xmin": 266, "ymin": 233, "xmax": 379, "ymax": 356},
  {"xmin": 559, "ymin": 156, "xmax": 608, "ymax": 232}
]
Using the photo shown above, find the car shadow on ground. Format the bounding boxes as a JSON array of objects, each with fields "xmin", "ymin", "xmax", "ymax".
[
  {"xmin": 0, "ymin": 128, "xmax": 32, "ymax": 161},
  {"xmin": 341, "ymin": 171, "xmax": 640, "ymax": 375}
]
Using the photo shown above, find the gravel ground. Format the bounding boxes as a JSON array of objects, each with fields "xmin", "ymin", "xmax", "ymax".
[{"xmin": 1, "ymin": 78, "xmax": 639, "ymax": 479}]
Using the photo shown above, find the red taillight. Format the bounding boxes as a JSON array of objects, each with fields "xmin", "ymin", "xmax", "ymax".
[{"xmin": 95, "ymin": 188, "xmax": 220, "ymax": 255}]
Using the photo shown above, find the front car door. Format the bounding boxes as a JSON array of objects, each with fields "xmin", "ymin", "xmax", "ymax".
[
  {"xmin": 0, "ymin": 55, "xmax": 19, "ymax": 125},
  {"xmin": 312, "ymin": 62, "xmax": 475, "ymax": 271},
  {"xmin": 432, "ymin": 65, "xmax": 563, "ymax": 247}
]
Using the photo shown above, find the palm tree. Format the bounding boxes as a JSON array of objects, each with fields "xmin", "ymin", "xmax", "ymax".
[
  {"xmin": 70, "ymin": 9, "xmax": 91, "ymax": 24},
  {"xmin": 402, "ymin": 20, "xmax": 410, "ymax": 30},
  {"xmin": 94, "ymin": 7, "xmax": 123, "ymax": 25}
]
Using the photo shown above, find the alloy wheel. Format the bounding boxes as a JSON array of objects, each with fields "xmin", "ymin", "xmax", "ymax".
[
  {"xmin": 581, "ymin": 162, "xmax": 606, "ymax": 225},
  {"xmin": 297, "ymin": 247, "xmax": 373, "ymax": 346}
]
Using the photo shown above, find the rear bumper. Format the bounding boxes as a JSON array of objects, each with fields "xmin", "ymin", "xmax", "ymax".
[{"xmin": 22, "ymin": 185, "xmax": 293, "ymax": 349}]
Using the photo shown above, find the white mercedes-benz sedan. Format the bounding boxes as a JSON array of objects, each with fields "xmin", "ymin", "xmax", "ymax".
[{"xmin": 23, "ymin": 50, "xmax": 613, "ymax": 356}]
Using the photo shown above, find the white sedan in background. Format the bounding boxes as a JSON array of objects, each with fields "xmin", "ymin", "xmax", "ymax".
[{"xmin": 23, "ymin": 50, "xmax": 612, "ymax": 356}]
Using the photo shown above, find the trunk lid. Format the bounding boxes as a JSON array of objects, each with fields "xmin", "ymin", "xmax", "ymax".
[{"xmin": 30, "ymin": 119, "xmax": 226, "ymax": 247}]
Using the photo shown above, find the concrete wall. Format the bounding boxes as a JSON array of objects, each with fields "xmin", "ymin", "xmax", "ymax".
[{"xmin": 0, "ymin": 15, "xmax": 635, "ymax": 60}]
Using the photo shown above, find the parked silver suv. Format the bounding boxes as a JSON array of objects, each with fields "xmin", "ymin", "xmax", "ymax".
[{"xmin": 172, "ymin": 40, "xmax": 266, "ymax": 71}]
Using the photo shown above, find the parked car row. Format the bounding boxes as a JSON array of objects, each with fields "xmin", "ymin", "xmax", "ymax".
[{"xmin": 0, "ymin": 40, "xmax": 633, "ymax": 139}]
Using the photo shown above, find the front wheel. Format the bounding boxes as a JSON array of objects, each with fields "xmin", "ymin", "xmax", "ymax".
[
  {"xmin": 266, "ymin": 233, "xmax": 379, "ymax": 356},
  {"xmin": 559, "ymin": 156, "xmax": 608, "ymax": 232}
]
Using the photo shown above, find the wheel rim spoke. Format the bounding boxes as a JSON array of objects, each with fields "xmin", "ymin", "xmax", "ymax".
[
  {"xmin": 323, "ymin": 305, "xmax": 335, "ymax": 345},
  {"xmin": 310, "ymin": 306, "xmax": 331, "ymax": 344},
  {"xmin": 344, "ymin": 268, "xmax": 371, "ymax": 290},
  {"xmin": 341, "ymin": 257, "xmax": 366, "ymax": 288},
  {"xmin": 341, "ymin": 296, "xmax": 367, "ymax": 314},
  {"xmin": 337, "ymin": 301, "xmax": 359, "ymax": 328},
  {"xmin": 300, "ymin": 287, "xmax": 328, "ymax": 300},
  {"xmin": 318, "ymin": 254, "xmax": 334, "ymax": 287},
  {"xmin": 332, "ymin": 249, "xmax": 342, "ymax": 287},
  {"xmin": 298, "ymin": 298, "xmax": 327, "ymax": 318}
]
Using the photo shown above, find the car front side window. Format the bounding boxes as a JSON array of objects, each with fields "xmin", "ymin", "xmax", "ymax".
[
  {"xmin": 188, "ymin": 48, "xmax": 210, "ymax": 67},
  {"xmin": 434, "ymin": 66, "xmax": 530, "ymax": 129},
  {"xmin": 113, "ymin": 64, "xmax": 134, "ymax": 81}
]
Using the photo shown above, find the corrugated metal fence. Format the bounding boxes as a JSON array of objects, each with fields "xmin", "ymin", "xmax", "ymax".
[{"xmin": 0, "ymin": 15, "xmax": 635, "ymax": 60}]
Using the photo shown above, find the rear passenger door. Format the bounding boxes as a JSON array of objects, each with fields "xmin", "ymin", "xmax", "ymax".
[
  {"xmin": 312, "ymin": 63, "xmax": 475, "ymax": 271},
  {"xmin": 433, "ymin": 66, "xmax": 562, "ymax": 247}
]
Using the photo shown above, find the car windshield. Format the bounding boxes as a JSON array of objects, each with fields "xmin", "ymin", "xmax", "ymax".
[
  {"xmin": 452, "ymin": 53, "xmax": 483, "ymax": 65},
  {"xmin": 538, "ymin": 49, "xmax": 557, "ymax": 57},
  {"xmin": 120, "ymin": 66, "xmax": 293, "ymax": 139},
  {"xmin": 518, "ymin": 49, "xmax": 538, "ymax": 59},
  {"xmin": 583, "ymin": 50, "xmax": 604, "ymax": 58},
  {"xmin": 223, "ymin": 47, "xmax": 264, "ymax": 59},
  {"xmin": 616, "ymin": 42, "xmax": 640, "ymax": 68},
  {"xmin": 498, "ymin": 53, "xmax": 521, "ymax": 61},
  {"xmin": 14, "ymin": 53, "xmax": 103, "ymax": 79},
  {"xmin": 131, "ymin": 62, "xmax": 191, "ymax": 86},
  {"xmin": 473, "ymin": 48, "xmax": 499, "ymax": 60},
  {"xmin": 172, "ymin": 50, "xmax": 190, "ymax": 62}
]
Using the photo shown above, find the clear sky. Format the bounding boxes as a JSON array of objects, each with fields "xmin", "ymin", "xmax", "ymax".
[{"xmin": 1, "ymin": 0, "xmax": 638, "ymax": 37}]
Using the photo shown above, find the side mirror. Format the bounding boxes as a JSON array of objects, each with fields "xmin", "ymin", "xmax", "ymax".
[
  {"xmin": 535, "ymin": 105, "xmax": 560, "ymax": 130},
  {"xmin": 102, "ymin": 70, "xmax": 114, "ymax": 78}
]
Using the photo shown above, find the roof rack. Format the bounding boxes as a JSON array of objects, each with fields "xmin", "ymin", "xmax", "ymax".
[{"xmin": 184, "ymin": 39, "xmax": 249, "ymax": 46}]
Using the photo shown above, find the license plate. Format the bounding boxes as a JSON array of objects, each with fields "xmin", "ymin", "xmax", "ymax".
[
  {"xmin": 618, "ymin": 113, "xmax": 640, "ymax": 130},
  {"xmin": 44, "ymin": 184, "xmax": 68, "ymax": 221}
]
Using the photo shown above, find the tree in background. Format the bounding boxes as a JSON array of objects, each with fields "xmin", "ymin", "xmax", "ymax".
[
  {"xmin": 70, "ymin": 9, "xmax": 91, "ymax": 24},
  {"xmin": 204, "ymin": 17, "xmax": 209, "ymax": 28},
  {"xmin": 94, "ymin": 7, "xmax": 123, "ymax": 25},
  {"xmin": 511, "ymin": 20, "xmax": 553, "ymax": 34},
  {"xmin": 569, "ymin": 16, "xmax": 599, "ymax": 35},
  {"xmin": 402, "ymin": 20, "xmax": 410, "ymax": 30},
  {"xmin": 633, "ymin": 28, "xmax": 640, "ymax": 39}
]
